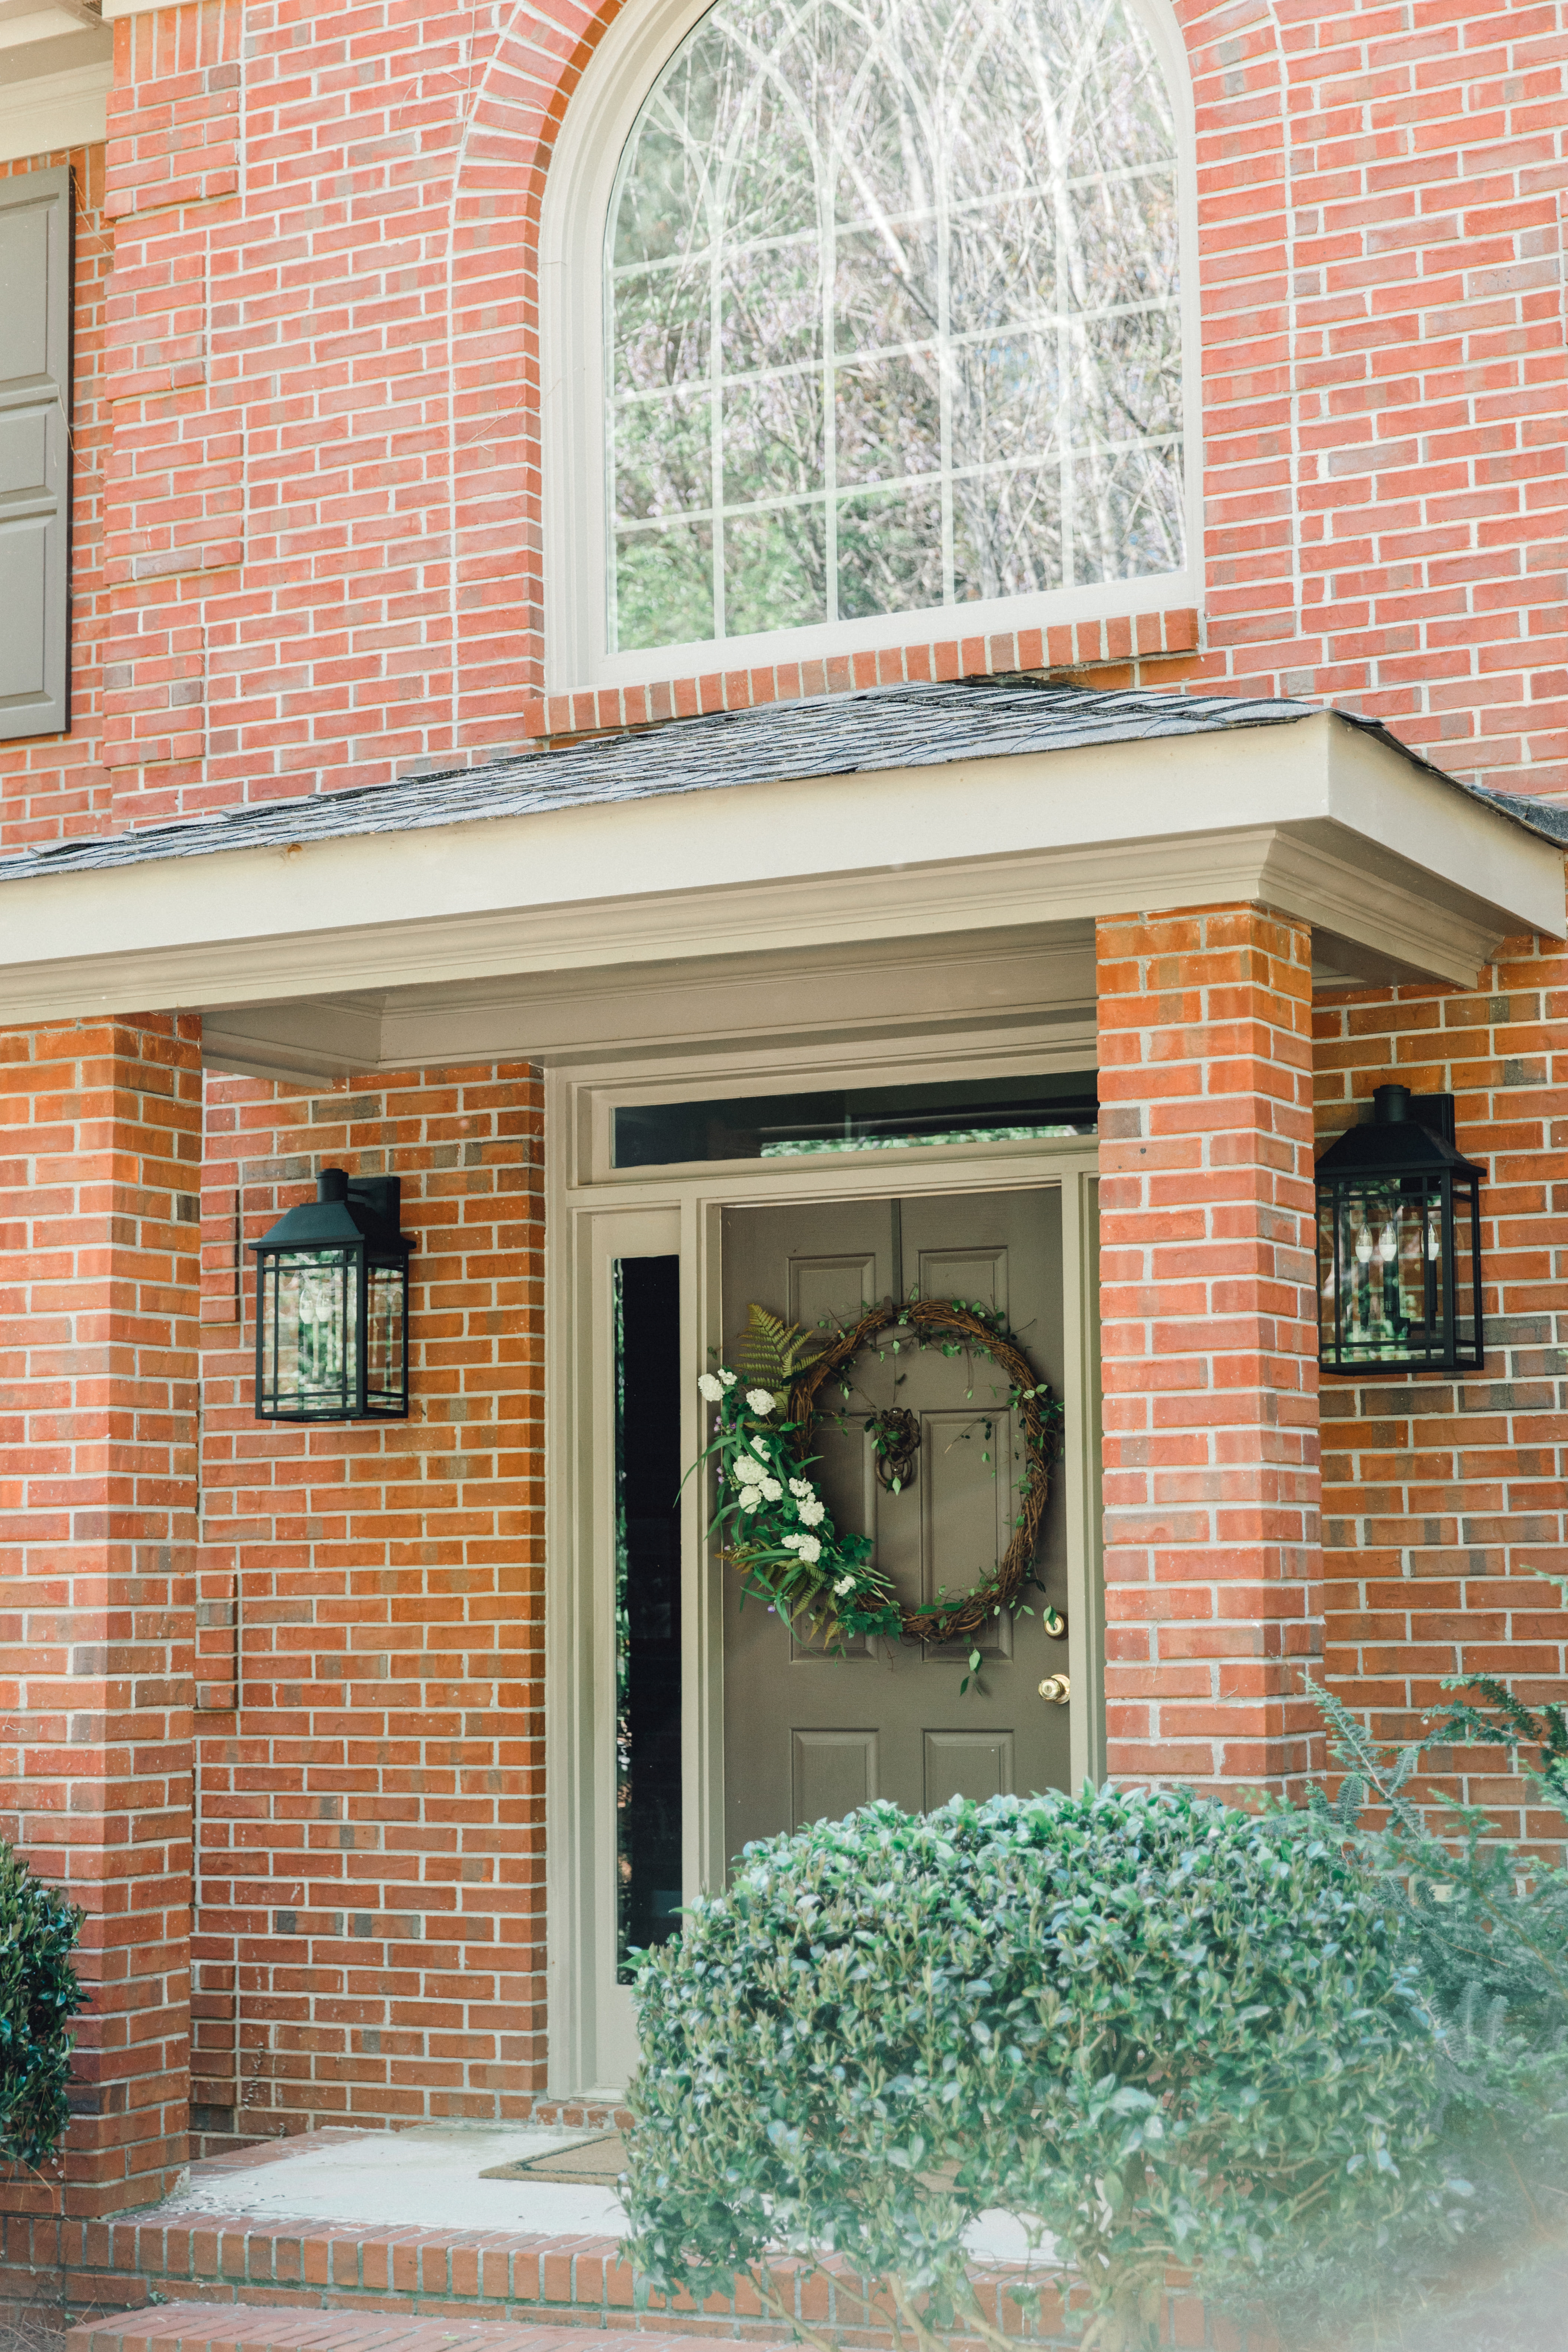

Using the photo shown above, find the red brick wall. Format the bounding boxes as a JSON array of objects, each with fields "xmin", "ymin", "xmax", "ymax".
[
  {"xmin": 1, "ymin": 0, "xmax": 1564, "ymax": 836},
  {"xmin": 1316, "ymin": 928, "xmax": 1568, "ymax": 1845},
  {"xmin": 1098, "ymin": 905, "xmax": 1322, "ymax": 1793},
  {"xmin": 0, "ymin": 1015, "xmax": 202, "ymax": 2215},
  {"xmin": 192, "ymin": 1062, "xmax": 545, "ymax": 2136}
]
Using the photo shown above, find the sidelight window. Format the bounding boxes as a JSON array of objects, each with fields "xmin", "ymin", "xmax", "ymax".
[{"xmin": 613, "ymin": 1255, "xmax": 685, "ymax": 1977}]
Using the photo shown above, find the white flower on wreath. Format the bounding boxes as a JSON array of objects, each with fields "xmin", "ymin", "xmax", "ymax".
[
  {"xmin": 746, "ymin": 1388, "xmax": 776, "ymax": 1415},
  {"xmin": 759, "ymin": 1477, "xmax": 783, "ymax": 1502},
  {"xmin": 833, "ymin": 1574, "xmax": 856, "ymax": 1595},
  {"xmin": 739, "ymin": 1487, "xmax": 762, "ymax": 1512},
  {"xmin": 779, "ymin": 1533, "xmax": 822, "ymax": 1566},
  {"xmin": 797, "ymin": 1496, "xmax": 825, "ymax": 1527},
  {"xmin": 719, "ymin": 1368, "xmax": 738, "ymax": 1388},
  {"xmin": 750, "ymin": 1437, "xmax": 771, "ymax": 1461},
  {"xmin": 698, "ymin": 1372, "xmax": 725, "ymax": 1402},
  {"xmin": 732, "ymin": 1454, "xmax": 765, "ymax": 1486},
  {"xmin": 788, "ymin": 1478, "xmax": 813, "ymax": 1500}
]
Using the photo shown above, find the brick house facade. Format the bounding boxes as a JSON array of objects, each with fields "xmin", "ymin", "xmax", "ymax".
[{"xmin": 0, "ymin": 0, "xmax": 1565, "ymax": 2234}]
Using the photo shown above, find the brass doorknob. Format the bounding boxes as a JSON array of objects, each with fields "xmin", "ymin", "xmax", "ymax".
[{"xmin": 1038, "ymin": 1673, "xmax": 1071, "ymax": 1705}]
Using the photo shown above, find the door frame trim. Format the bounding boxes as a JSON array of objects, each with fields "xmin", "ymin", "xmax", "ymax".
[{"xmin": 543, "ymin": 1029, "xmax": 1102, "ymax": 2097}]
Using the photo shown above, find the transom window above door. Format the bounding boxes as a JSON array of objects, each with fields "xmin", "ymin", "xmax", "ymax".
[{"xmin": 601, "ymin": 0, "xmax": 1189, "ymax": 663}]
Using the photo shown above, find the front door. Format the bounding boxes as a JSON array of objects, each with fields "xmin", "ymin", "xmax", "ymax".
[{"xmin": 721, "ymin": 1186, "xmax": 1071, "ymax": 1859}]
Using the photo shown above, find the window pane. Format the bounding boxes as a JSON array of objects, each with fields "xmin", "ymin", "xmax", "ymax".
[
  {"xmin": 612, "ymin": 385, "xmax": 712, "ymax": 520},
  {"xmin": 723, "ymin": 503, "xmax": 827, "ymax": 636},
  {"xmin": 613, "ymin": 1071, "xmax": 1098, "ymax": 1167},
  {"xmin": 836, "ymin": 480, "xmax": 944, "ymax": 618},
  {"xmin": 836, "ymin": 351, "xmax": 943, "ymax": 485},
  {"xmin": 606, "ymin": 0, "xmax": 1183, "ymax": 652},
  {"xmin": 614, "ymin": 1257, "xmax": 683, "ymax": 1980},
  {"xmin": 953, "ymin": 462, "xmax": 1064, "ymax": 602},
  {"xmin": 721, "ymin": 370, "xmax": 825, "ymax": 505},
  {"xmin": 614, "ymin": 520, "xmax": 714, "ymax": 651},
  {"xmin": 950, "ymin": 332, "xmax": 1059, "ymax": 471},
  {"xmin": 1071, "ymin": 441, "xmax": 1185, "ymax": 585}
]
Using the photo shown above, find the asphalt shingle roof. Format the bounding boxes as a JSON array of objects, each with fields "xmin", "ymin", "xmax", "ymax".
[{"xmin": 4, "ymin": 679, "xmax": 1565, "ymax": 882}]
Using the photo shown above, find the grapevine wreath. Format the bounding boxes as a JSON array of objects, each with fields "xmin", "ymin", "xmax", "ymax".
[{"xmin": 696, "ymin": 1298, "xmax": 1065, "ymax": 1669}]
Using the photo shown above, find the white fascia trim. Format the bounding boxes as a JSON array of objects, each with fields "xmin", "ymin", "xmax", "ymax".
[
  {"xmin": 0, "ymin": 713, "xmax": 1560, "ymax": 1023},
  {"xmin": 101, "ymin": 0, "xmax": 169, "ymax": 17},
  {"xmin": 0, "ymin": 52, "xmax": 107, "ymax": 157}
]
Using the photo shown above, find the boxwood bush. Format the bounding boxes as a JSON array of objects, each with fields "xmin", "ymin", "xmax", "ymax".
[
  {"xmin": 623, "ymin": 1787, "xmax": 1447, "ymax": 2352},
  {"xmin": 0, "ymin": 1845, "xmax": 85, "ymax": 2168}
]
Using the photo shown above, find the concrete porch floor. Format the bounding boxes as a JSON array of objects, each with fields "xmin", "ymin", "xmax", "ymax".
[
  {"xmin": 125, "ymin": 2128, "xmax": 1038, "ymax": 2269},
  {"xmin": 138, "ymin": 2129, "xmax": 628, "ymax": 2242}
]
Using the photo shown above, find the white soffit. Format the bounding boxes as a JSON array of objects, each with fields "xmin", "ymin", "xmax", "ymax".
[{"xmin": 0, "ymin": 710, "xmax": 1561, "ymax": 1035}]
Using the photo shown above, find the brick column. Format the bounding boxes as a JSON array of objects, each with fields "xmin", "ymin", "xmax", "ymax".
[
  {"xmin": 0, "ymin": 1016, "xmax": 202, "ymax": 2218},
  {"xmin": 1096, "ymin": 906, "xmax": 1322, "ymax": 1794}
]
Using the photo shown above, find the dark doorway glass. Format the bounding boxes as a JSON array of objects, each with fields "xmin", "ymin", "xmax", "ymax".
[
  {"xmin": 613, "ymin": 1071, "xmax": 1098, "ymax": 1169},
  {"xmin": 613, "ymin": 1254, "xmax": 683, "ymax": 1979}
]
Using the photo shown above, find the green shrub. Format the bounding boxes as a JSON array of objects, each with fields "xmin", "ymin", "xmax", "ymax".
[
  {"xmin": 0, "ymin": 1845, "xmax": 86, "ymax": 2168},
  {"xmin": 1278, "ymin": 1671, "xmax": 1568, "ymax": 2348},
  {"xmin": 623, "ymin": 1788, "xmax": 1442, "ymax": 2352}
]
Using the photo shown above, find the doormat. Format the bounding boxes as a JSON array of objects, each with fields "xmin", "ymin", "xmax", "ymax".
[{"xmin": 480, "ymin": 2132, "xmax": 627, "ymax": 2186}]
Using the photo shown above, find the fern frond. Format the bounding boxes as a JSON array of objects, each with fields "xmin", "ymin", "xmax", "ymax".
[{"xmin": 733, "ymin": 1301, "xmax": 825, "ymax": 1392}]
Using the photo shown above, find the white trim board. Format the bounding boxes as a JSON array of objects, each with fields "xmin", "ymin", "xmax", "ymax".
[
  {"xmin": 0, "ymin": 52, "xmax": 108, "ymax": 158},
  {"xmin": 0, "ymin": 715, "xmax": 1560, "ymax": 1048}
]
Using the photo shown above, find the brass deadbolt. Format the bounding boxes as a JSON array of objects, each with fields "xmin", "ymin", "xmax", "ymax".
[{"xmin": 1037, "ymin": 1673, "xmax": 1071, "ymax": 1705}]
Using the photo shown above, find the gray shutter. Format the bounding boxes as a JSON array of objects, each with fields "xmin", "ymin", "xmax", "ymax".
[{"xmin": 0, "ymin": 165, "xmax": 71, "ymax": 743}]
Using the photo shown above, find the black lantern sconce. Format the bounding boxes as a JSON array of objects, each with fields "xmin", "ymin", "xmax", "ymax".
[
  {"xmin": 251, "ymin": 1168, "xmax": 414, "ymax": 1422},
  {"xmin": 1315, "ymin": 1084, "xmax": 1483, "ymax": 1376}
]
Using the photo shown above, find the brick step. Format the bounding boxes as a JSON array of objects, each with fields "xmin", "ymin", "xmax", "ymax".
[
  {"xmin": 67, "ymin": 2312, "xmax": 767, "ymax": 2352},
  {"xmin": 40, "ymin": 2209, "xmax": 1108, "ymax": 2351}
]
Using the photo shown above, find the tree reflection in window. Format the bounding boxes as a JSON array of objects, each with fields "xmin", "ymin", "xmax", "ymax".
[{"xmin": 607, "ymin": 0, "xmax": 1183, "ymax": 652}]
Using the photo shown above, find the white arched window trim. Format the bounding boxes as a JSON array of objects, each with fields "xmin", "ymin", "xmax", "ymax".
[{"xmin": 539, "ymin": 0, "xmax": 1202, "ymax": 698}]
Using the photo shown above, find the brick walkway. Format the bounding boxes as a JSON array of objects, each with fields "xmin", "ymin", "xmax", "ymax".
[{"xmin": 66, "ymin": 2315, "xmax": 766, "ymax": 2352}]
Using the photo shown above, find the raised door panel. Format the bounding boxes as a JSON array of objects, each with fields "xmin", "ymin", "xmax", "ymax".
[
  {"xmin": 793, "ymin": 1729, "xmax": 878, "ymax": 1829},
  {"xmin": 924, "ymin": 1729, "xmax": 1014, "ymax": 1807}
]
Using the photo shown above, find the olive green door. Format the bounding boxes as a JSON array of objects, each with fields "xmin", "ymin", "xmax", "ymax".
[{"xmin": 721, "ymin": 1187, "xmax": 1071, "ymax": 1862}]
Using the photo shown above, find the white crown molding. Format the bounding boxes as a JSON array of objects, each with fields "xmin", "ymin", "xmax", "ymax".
[
  {"xmin": 202, "ymin": 925, "xmax": 1100, "ymax": 1079},
  {"xmin": 0, "ymin": 713, "xmax": 1559, "ymax": 1037},
  {"xmin": 0, "ymin": 51, "xmax": 107, "ymax": 158}
]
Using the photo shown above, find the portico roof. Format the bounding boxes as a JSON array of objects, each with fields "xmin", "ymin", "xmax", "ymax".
[
  {"xmin": 0, "ymin": 682, "xmax": 1562, "ymax": 1079},
  {"xmin": 4, "ymin": 680, "xmax": 1566, "ymax": 883}
]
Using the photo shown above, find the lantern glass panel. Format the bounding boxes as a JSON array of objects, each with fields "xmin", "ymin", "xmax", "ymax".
[
  {"xmin": 1320, "ymin": 1176, "xmax": 1447, "ymax": 1369},
  {"xmin": 366, "ymin": 1261, "xmax": 406, "ymax": 1414},
  {"xmin": 265, "ymin": 1248, "xmax": 358, "ymax": 1415},
  {"xmin": 1453, "ymin": 1179, "xmax": 1479, "ymax": 1362}
]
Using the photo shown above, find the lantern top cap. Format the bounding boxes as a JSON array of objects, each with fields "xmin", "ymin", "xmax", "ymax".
[
  {"xmin": 1315, "ymin": 1087, "xmax": 1483, "ymax": 1180},
  {"xmin": 250, "ymin": 1167, "xmax": 414, "ymax": 1255}
]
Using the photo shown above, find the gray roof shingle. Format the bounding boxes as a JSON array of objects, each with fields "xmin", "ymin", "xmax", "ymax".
[{"xmin": 3, "ymin": 679, "xmax": 1564, "ymax": 882}]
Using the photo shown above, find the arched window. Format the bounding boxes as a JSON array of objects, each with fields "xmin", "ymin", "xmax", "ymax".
[{"xmin": 604, "ymin": 0, "xmax": 1185, "ymax": 658}]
